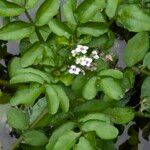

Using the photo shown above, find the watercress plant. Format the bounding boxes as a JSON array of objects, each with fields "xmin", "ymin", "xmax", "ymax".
[{"xmin": 0, "ymin": 0, "xmax": 149, "ymax": 149}]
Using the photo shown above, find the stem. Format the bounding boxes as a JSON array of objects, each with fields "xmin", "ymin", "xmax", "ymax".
[
  {"xmin": 10, "ymin": 108, "xmax": 48, "ymax": 150},
  {"xmin": 132, "ymin": 66, "xmax": 150, "ymax": 76},
  {"xmin": 25, "ymin": 10, "xmax": 33, "ymax": 23},
  {"xmin": 135, "ymin": 112, "xmax": 150, "ymax": 118},
  {"xmin": 0, "ymin": 79, "xmax": 13, "ymax": 88}
]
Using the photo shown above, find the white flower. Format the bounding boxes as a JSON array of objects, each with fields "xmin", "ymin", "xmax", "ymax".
[
  {"xmin": 75, "ymin": 57, "xmax": 83, "ymax": 64},
  {"xmin": 71, "ymin": 50, "xmax": 78, "ymax": 57},
  {"xmin": 91, "ymin": 50, "xmax": 99, "ymax": 59},
  {"xmin": 81, "ymin": 57, "xmax": 93, "ymax": 67},
  {"xmin": 69, "ymin": 65, "xmax": 81, "ymax": 75},
  {"xmin": 105, "ymin": 54, "xmax": 113, "ymax": 61},
  {"xmin": 76, "ymin": 45, "xmax": 89, "ymax": 54}
]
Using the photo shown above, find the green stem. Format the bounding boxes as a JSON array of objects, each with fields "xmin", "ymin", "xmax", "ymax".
[
  {"xmin": 132, "ymin": 67, "xmax": 150, "ymax": 76},
  {"xmin": 0, "ymin": 79, "xmax": 12, "ymax": 88},
  {"xmin": 135, "ymin": 112, "xmax": 150, "ymax": 118},
  {"xmin": 10, "ymin": 108, "xmax": 48, "ymax": 150}
]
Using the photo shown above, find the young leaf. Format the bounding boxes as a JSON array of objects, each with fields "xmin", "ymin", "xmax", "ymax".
[
  {"xmin": 53, "ymin": 130, "xmax": 81, "ymax": 150},
  {"xmin": 79, "ymin": 113, "xmax": 111, "ymax": 124},
  {"xmin": 15, "ymin": 68, "xmax": 51, "ymax": 83},
  {"xmin": 0, "ymin": 0, "xmax": 25, "ymax": 17},
  {"xmin": 98, "ymin": 69, "xmax": 123, "ymax": 79},
  {"xmin": 25, "ymin": 0, "xmax": 39, "ymax": 9},
  {"xmin": 52, "ymin": 85, "xmax": 70, "ymax": 113},
  {"xmin": 49, "ymin": 19, "xmax": 71, "ymax": 39},
  {"xmin": 74, "ymin": 137, "xmax": 95, "ymax": 150},
  {"xmin": 10, "ymin": 84, "xmax": 44, "ymax": 106},
  {"xmin": 75, "ymin": 0, "xmax": 105, "ymax": 23},
  {"xmin": 10, "ymin": 73, "xmax": 45, "ymax": 84},
  {"xmin": 143, "ymin": 52, "xmax": 150, "ymax": 70},
  {"xmin": 100, "ymin": 77, "xmax": 124, "ymax": 100},
  {"xmin": 23, "ymin": 130, "xmax": 48, "ymax": 146},
  {"xmin": 46, "ymin": 122, "xmax": 76, "ymax": 150},
  {"xmin": 21, "ymin": 43, "xmax": 44, "ymax": 67},
  {"xmin": 0, "ymin": 21, "xmax": 34, "ymax": 40},
  {"xmin": 7, "ymin": 108, "xmax": 29, "ymax": 130},
  {"xmin": 117, "ymin": 4, "xmax": 150, "ymax": 32},
  {"xmin": 105, "ymin": 107, "xmax": 135, "ymax": 124},
  {"xmin": 63, "ymin": 0, "xmax": 77, "ymax": 25},
  {"xmin": 82, "ymin": 120, "xmax": 118, "ymax": 140},
  {"xmin": 105, "ymin": 0, "xmax": 120, "ymax": 18},
  {"xmin": 77, "ymin": 23, "xmax": 108, "ymax": 37},
  {"xmin": 124, "ymin": 32, "xmax": 149, "ymax": 67},
  {"xmin": 35, "ymin": 0, "xmax": 60, "ymax": 26},
  {"xmin": 8, "ymin": 57, "xmax": 22, "ymax": 77},
  {"xmin": 45, "ymin": 84, "xmax": 60, "ymax": 114},
  {"xmin": 82, "ymin": 77, "xmax": 97, "ymax": 100},
  {"xmin": 141, "ymin": 77, "xmax": 150, "ymax": 98}
]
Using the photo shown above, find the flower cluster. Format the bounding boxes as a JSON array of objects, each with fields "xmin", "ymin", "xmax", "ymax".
[{"xmin": 69, "ymin": 45, "xmax": 100, "ymax": 75}]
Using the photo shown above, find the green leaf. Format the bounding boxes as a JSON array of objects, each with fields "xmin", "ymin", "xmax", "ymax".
[
  {"xmin": 105, "ymin": 0, "xmax": 120, "ymax": 18},
  {"xmin": 79, "ymin": 113, "xmax": 111, "ymax": 124},
  {"xmin": 52, "ymin": 85, "xmax": 70, "ymax": 113},
  {"xmin": 117, "ymin": 4, "xmax": 150, "ymax": 32},
  {"xmin": 98, "ymin": 69, "xmax": 123, "ymax": 79},
  {"xmin": 15, "ymin": 68, "xmax": 51, "ymax": 83},
  {"xmin": 29, "ymin": 97, "xmax": 47, "ymax": 123},
  {"xmin": 143, "ymin": 52, "xmax": 150, "ymax": 70},
  {"xmin": 141, "ymin": 77, "xmax": 150, "ymax": 98},
  {"xmin": 105, "ymin": 107, "xmax": 135, "ymax": 124},
  {"xmin": 7, "ymin": 108, "xmax": 29, "ymax": 130},
  {"xmin": 124, "ymin": 32, "xmax": 149, "ymax": 67},
  {"xmin": 10, "ymin": 73, "xmax": 45, "ymax": 84},
  {"xmin": 35, "ymin": 0, "xmax": 60, "ymax": 26},
  {"xmin": 0, "ymin": 21, "xmax": 34, "ymax": 40},
  {"xmin": 77, "ymin": 23, "xmax": 108, "ymax": 37},
  {"xmin": 74, "ymin": 100, "xmax": 111, "ymax": 114},
  {"xmin": 53, "ymin": 130, "xmax": 81, "ymax": 150},
  {"xmin": 82, "ymin": 120, "xmax": 118, "ymax": 140},
  {"xmin": 21, "ymin": 43, "xmax": 44, "ymax": 67},
  {"xmin": 46, "ymin": 122, "xmax": 76, "ymax": 150},
  {"xmin": 25, "ymin": 0, "xmax": 39, "ymax": 9},
  {"xmin": 82, "ymin": 77, "xmax": 97, "ymax": 100},
  {"xmin": 45, "ymin": 84, "xmax": 60, "ymax": 114},
  {"xmin": 10, "ymin": 84, "xmax": 44, "ymax": 106},
  {"xmin": 63, "ymin": 0, "xmax": 77, "ymax": 25},
  {"xmin": 72, "ymin": 75, "xmax": 87, "ymax": 96},
  {"xmin": 0, "ymin": 0, "xmax": 25, "ymax": 17},
  {"xmin": 75, "ymin": 0, "xmax": 105, "ymax": 23},
  {"xmin": 8, "ymin": 57, "xmax": 22, "ymax": 77},
  {"xmin": 74, "ymin": 137, "xmax": 94, "ymax": 150},
  {"xmin": 100, "ymin": 77, "xmax": 124, "ymax": 100},
  {"xmin": 49, "ymin": 19, "xmax": 71, "ymax": 39},
  {"xmin": 23, "ymin": 130, "xmax": 48, "ymax": 146}
]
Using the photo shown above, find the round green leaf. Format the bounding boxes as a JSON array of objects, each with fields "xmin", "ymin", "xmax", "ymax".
[
  {"xmin": 100, "ymin": 77, "xmax": 124, "ymax": 100},
  {"xmin": 0, "ymin": 21, "xmax": 34, "ymax": 40},
  {"xmin": 46, "ymin": 122, "xmax": 76, "ymax": 150},
  {"xmin": 124, "ymin": 32, "xmax": 149, "ymax": 67},
  {"xmin": 98, "ymin": 69, "xmax": 123, "ymax": 79},
  {"xmin": 141, "ymin": 77, "xmax": 150, "ymax": 98},
  {"xmin": 105, "ymin": 107, "xmax": 135, "ymax": 124},
  {"xmin": 35, "ymin": 0, "xmax": 60, "ymax": 26},
  {"xmin": 7, "ymin": 108, "xmax": 29, "ymax": 130},
  {"xmin": 23, "ymin": 130, "xmax": 48, "ymax": 146},
  {"xmin": 74, "ymin": 137, "xmax": 94, "ymax": 150},
  {"xmin": 117, "ymin": 4, "xmax": 150, "ymax": 32},
  {"xmin": 53, "ymin": 130, "xmax": 81, "ymax": 150},
  {"xmin": 45, "ymin": 84, "xmax": 60, "ymax": 114},
  {"xmin": 82, "ymin": 120, "xmax": 119, "ymax": 140},
  {"xmin": 82, "ymin": 77, "xmax": 97, "ymax": 100}
]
